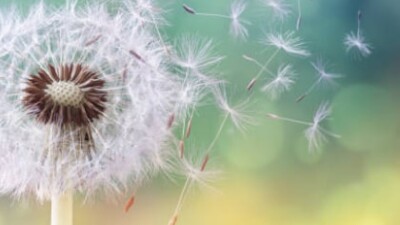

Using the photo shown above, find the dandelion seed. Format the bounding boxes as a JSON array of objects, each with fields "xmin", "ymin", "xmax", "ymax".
[
  {"xmin": 263, "ymin": 31, "xmax": 311, "ymax": 57},
  {"xmin": 129, "ymin": 49, "xmax": 147, "ymax": 64},
  {"xmin": 179, "ymin": 140, "xmax": 185, "ymax": 158},
  {"xmin": 306, "ymin": 103, "xmax": 341, "ymax": 151},
  {"xmin": 344, "ymin": 10, "xmax": 372, "ymax": 57},
  {"xmin": 262, "ymin": 0, "xmax": 291, "ymax": 20},
  {"xmin": 229, "ymin": 0, "xmax": 250, "ymax": 40},
  {"xmin": 167, "ymin": 114, "xmax": 176, "ymax": 129},
  {"xmin": 344, "ymin": 32, "xmax": 372, "ymax": 57},
  {"xmin": 267, "ymin": 102, "xmax": 340, "ymax": 152},
  {"xmin": 200, "ymin": 154, "xmax": 210, "ymax": 172},
  {"xmin": 124, "ymin": 195, "xmax": 135, "ymax": 213},
  {"xmin": 182, "ymin": 1, "xmax": 250, "ymax": 40},
  {"xmin": 185, "ymin": 117, "xmax": 193, "ymax": 138},
  {"xmin": 168, "ymin": 149, "xmax": 220, "ymax": 225},
  {"xmin": 296, "ymin": 59, "xmax": 341, "ymax": 102},
  {"xmin": 173, "ymin": 35, "xmax": 224, "ymax": 86},
  {"xmin": 182, "ymin": 4, "xmax": 196, "ymax": 14},
  {"xmin": 243, "ymin": 51, "xmax": 280, "ymax": 91},
  {"xmin": 246, "ymin": 78, "xmax": 258, "ymax": 91},
  {"xmin": 261, "ymin": 64, "xmax": 296, "ymax": 100},
  {"xmin": 84, "ymin": 35, "xmax": 102, "ymax": 47},
  {"xmin": 213, "ymin": 87, "xmax": 254, "ymax": 132}
]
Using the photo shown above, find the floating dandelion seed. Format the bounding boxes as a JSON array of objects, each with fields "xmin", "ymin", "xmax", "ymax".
[
  {"xmin": 213, "ymin": 86, "xmax": 255, "ymax": 132},
  {"xmin": 167, "ymin": 89, "xmax": 250, "ymax": 225},
  {"xmin": 344, "ymin": 10, "xmax": 372, "ymax": 57},
  {"xmin": 261, "ymin": 64, "xmax": 296, "ymax": 100},
  {"xmin": 182, "ymin": 0, "xmax": 250, "ymax": 40},
  {"xmin": 243, "ymin": 55, "xmax": 295, "ymax": 99},
  {"xmin": 262, "ymin": 0, "xmax": 291, "ymax": 21},
  {"xmin": 173, "ymin": 35, "xmax": 224, "ymax": 85},
  {"xmin": 268, "ymin": 102, "xmax": 340, "ymax": 152},
  {"xmin": 296, "ymin": 59, "xmax": 341, "ymax": 102},
  {"xmin": 263, "ymin": 31, "xmax": 311, "ymax": 57}
]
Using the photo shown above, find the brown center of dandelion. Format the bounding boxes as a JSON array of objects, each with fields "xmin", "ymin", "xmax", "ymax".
[{"xmin": 23, "ymin": 64, "xmax": 107, "ymax": 126}]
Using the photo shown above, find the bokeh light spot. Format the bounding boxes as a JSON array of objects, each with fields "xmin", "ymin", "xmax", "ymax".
[{"xmin": 331, "ymin": 84, "xmax": 398, "ymax": 152}]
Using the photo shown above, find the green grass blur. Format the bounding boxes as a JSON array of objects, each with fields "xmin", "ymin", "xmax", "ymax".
[{"xmin": 1, "ymin": 0, "xmax": 400, "ymax": 225}]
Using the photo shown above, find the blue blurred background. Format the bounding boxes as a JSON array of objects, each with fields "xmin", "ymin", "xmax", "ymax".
[{"xmin": 0, "ymin": 0, "xmax": 400, "ymax": 224}]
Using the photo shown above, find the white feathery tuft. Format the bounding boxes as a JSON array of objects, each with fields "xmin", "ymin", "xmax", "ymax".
[
  {"xmin": 305, "ymin": 102, "xmax": 340, "ymax": 152},
  {"xmin": 229, "ymin": 0, "xmax": 250, "ymax": 40},
  {"xmin": 261, "ymin": 64, "xmax": 296, "ymax": 100},
  {"xmin": 311, "ymin": 59, "xmax": 341, "ymax": 86},
  {"xmin": 263, "ymin": 31, "xmax": 311, "ymax": 57},
  {"xmin": 262, "ymin": 0, "xmax": 291, "ymax": 20},
  {"xmin": 344, "ymin": 31, "xmax": 372, "ymax": 57}
]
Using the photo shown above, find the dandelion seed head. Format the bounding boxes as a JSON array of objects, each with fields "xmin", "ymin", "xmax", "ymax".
[
  {"xmin": 263, "ymin": 31, "xmax": 311, "ymax": 57},
  {"xmin": 344, "ymin": 31, "xmax": 372, "ymax": 57},
  {"xmin": 0, "ymin": 1, "xmax": 217, "ymax": 200},
  {"xmin": 23, "ymin": 64, "xmax": 107, "ymax": 126}
]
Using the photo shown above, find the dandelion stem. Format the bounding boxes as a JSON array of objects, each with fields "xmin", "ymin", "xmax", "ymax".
[
  {"xmin": 296, "ymin": 77, "xmax": 320, "ymax": 102},
  {"xmin": 243, "ymin": 55, "xmax": 275, "ymax": 77},
  {"xmin": 206, "ymin": 113, "xmax": 229, "ymax": 154},
  {"xmin": 357, "ymin": 10, "xmax": 362, "ymax": 38},
  {"xmin": 296, "ymin": 0, "xmax": 301, "ymax": 30},
  {"xmin": 196, "ymin": 12, "xmax": 231, "ymax": 19},
  {"xmin": 168, "ymin": 177, "xmax": 195, "ymax": 225},
  {"xmin": 247, "ymin": 48, "xmax": 280, "ymax": 90},
  {"xmin": 258, "ymin": 49, "xmax": 280, "ymax": 79},
  {"xmin": 150, "ymin": 13, "xmax": 170, "ymax": 54},
  {"xmin": 51, "ymin": 192, "xmax": 73, "ymax": 225},
  {"xmin": 168, "ymin": 114, "xmax": 229, "ymax": 225},
  {"xmin": 268, "ymin": 114, "xmax": 311, "ymax": 126}
]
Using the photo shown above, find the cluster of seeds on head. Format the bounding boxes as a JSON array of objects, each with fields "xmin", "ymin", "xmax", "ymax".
[
  {"xmin": 46, "ymin": 81, "xmax": 85, "ymax": 107},
  {"xmin": 23, "ymin": 64, "xmax": 107, "ymax": 127}
]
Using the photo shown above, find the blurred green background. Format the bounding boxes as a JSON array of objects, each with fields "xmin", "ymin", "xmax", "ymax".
[{"xmin": 1, "ymin": 0, "xmax": 400, "ymax": 224}]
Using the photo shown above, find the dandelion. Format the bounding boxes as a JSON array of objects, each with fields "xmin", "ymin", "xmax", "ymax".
[
  {"xmin": 263, "ymin": 31, "xmax": 311, "ymax": 57},
  {"xmin": 0, "ymin": 1, "xmax": 221, "ymax": 224},
  {"xmin": 344, "ymin": 10, "xmax": 372, "ymax": 57},
  {"xmin": 182, "ymin": 0, "xmax": 250, "ymax": 40},
  {"xmin": 261, "ymin": 64, "xmax": 296, "ymax": 99},
  {"xmin": 262, "ymin": 0, "xmax": 291, "ymax": 21},
  {"xmin": 267, "ymin": 102, "xmax": 340, "ymax": 152},
  {"xmin": 296, "ymin": 59, "xmax": 341, "ymax": 102}
]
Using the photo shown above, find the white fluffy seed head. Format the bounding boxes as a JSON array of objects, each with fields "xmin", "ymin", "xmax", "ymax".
[{"xmin": 0, "ymin": 0, "xmax": 224, "ymax": 201}]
